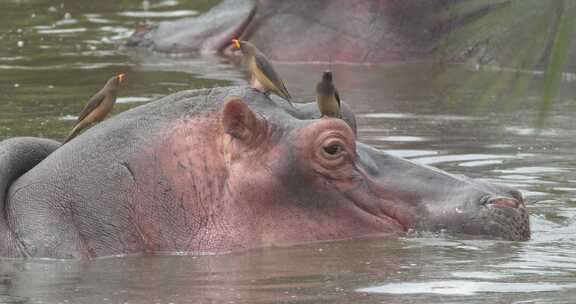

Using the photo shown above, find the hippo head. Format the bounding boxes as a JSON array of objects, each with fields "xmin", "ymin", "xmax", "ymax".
[{"xmin": 210, "ymin": 92, "xmax": 529, "ymax": 247}]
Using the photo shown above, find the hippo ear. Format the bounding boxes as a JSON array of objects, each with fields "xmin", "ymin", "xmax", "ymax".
[{"xmin": 221, "ymin": 97, "xmax": 264, "ymax": 142}]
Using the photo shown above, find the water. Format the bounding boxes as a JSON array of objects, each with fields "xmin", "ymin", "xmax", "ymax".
[{"xmin": 1, "ymin": 0, "xmax": 576, "ymax": 303}]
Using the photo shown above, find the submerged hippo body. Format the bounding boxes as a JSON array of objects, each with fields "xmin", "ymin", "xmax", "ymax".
[
  {"xmin": 127, "ymin": 0, "xmax": 446, "ymax": 63},
  {"xmin": 0, "ymin": 87, "xmax": 529, "ymax": 259}
]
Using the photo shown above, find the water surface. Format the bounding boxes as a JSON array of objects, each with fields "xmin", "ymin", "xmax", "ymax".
[{"xmin": 1, "ymin": 1, "xmax": 576, "ymax": 303}]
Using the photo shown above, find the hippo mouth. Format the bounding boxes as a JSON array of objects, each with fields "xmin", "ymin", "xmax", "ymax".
[{"xmin": 342, "ymin": 186, "xmax": 407, "ymax": 233}]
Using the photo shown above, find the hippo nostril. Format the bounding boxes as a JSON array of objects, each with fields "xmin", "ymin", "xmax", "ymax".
[
  {"xmin": 484, "ymin": 196, "xmax": 523, "ymax": 209},
  {"xmin": 508, "ymin": 189, "xmax": 524, "ymax": 204}
]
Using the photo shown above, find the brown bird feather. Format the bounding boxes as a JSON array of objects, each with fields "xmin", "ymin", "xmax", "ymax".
[
  {"xmin": 63, "ymin": 74, "xmax": 124, "ymax": 144},
  {"xmin": 316, "ymin": 71, "xmax": 341, "ymax": 118},
  {"xmin": 233, "ymin": 39, "xmax": 293, "ymax": 106}
]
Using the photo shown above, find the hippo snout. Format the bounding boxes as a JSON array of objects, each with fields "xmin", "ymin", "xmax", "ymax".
[
  {"xmin": 439, "ymin": 189, "xmax": 531, "ymax": 241},
  {"xmin": 474, "ymin": 186, "xmax": 530, "ymax": 241},
  {"xmin": 355, "ymin": 142, "xmax": 530, "ymax": 241},
  {"xmin": 482, "ymin": 195, "xmax": 530, "ymax": 241},
  {"xmin": 419, "ymin": 190, "xmax": 531, "ymax": 241}
]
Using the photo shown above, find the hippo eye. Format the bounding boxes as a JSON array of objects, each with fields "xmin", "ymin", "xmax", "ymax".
[
  {"xmin": 323, "ymin": 143, "xmax": 343, "ymax": 156},
  {"xmin": 316, "ymin": 134, "xmax": 351, "ymax": 166}
]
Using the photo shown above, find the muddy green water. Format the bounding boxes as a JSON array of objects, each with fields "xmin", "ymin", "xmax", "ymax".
[{"xmin": 1, "ymin": 1, "xmax": 576, "ymax": 303}]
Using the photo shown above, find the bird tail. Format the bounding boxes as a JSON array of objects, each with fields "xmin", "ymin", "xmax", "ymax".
[
  {"xmin": 282, "ymin": 91, "xmax": 295, "ymax": 108},
  {"xmin": 62, "ymin": 125, "xmax": 82, "ymax": 145},
  {"xmin": 276, "ymin": 86, "xmax": 294, "ymax": 107}
]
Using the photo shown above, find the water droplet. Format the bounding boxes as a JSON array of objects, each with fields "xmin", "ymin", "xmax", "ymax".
[{"xmin": 14, "ymin": 83, "xmax": 20, "ymax": 88}]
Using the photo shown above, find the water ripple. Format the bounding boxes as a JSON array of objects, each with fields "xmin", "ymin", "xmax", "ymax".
[
  {"xmin": 495, "ymin": 166, "xmax": 568, "ymax": 174},
  {"xmin": 117, "ymin": 96, "xmax": 153, "ymax": 104},
  {"xmin": 367, "ymin": 135, "xmax": 430, "ymax": 142},
  {"xmin": 36, "ymin": 28, "xmax": 87, "ymax": 34},
  {"xmin": 413, "ymin": 154, "xmax": 515, "ymax": 166},
  {"xmin": 357, "ymin": 281, "xmax": 576, "ymax": 295},
  {"xmin": 384, "ymin": 149, "xmax": 439, "ymax": 158},
  {"xmin": 360, "ymin": 112, "xmax": 484, "ymax": 121},
  {"xmin": 118, "ymin": 10, "xmax": 197, "ymax": 18}
]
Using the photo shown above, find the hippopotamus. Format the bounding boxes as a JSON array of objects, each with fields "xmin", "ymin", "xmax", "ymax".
[
  {"xmin": 127, "ymin": 0, "xmax": 448, "ymax": 63},
  {"xmin": 127, "ymin": 0, "xmax": 576, "ymax": 70},
  {"xmin": 0, "ymin": 87, "xmax": 529, "ymax": 259}
]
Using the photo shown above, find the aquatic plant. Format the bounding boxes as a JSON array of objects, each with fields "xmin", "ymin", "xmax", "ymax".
[{"xmin": 434, "ymin": 0, "xmax": 575, "ymax": 126}]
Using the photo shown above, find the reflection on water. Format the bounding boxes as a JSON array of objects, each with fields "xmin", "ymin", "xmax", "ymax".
[
  {"xmin": 2, "ymin": 236, "xmax": 576, "ymax": 303},
  {"xmin": 358, "ymin": 280, "xmax": 574, "ymax": 296},
  {"xmin": 1, "ymin": 0, "xmax": 576, "ymax": 303}
]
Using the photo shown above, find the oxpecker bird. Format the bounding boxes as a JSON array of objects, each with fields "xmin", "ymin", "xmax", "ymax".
[
  {"xmin": 315, "ymin": 71, "xmax": 341, "ymax": 118},
  {"xmin": 232, "ymin": 39, "xmax": 293, "ymax": 106},
  {"xmin": 63, "ymin": 73, "xmax": 125, "ymax": 144}
]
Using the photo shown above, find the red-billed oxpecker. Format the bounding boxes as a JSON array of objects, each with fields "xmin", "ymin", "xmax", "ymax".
[
  {"xmin": 315, "ymin": 71, "xmax": 342, "ymax": 118},
  {"xmin": 232, "ymin": 39, "xmax": 293, "ymax": 107},
  {"xmin": 63, "ymin": 73, "xmax": 125, "ymax": 144}
]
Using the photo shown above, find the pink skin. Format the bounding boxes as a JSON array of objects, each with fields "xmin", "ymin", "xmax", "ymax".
[
  {"xmin": 129, "ymin": 97, "xmax": 528, "ymax": 255},
  {"xmin": 220, "ymin": 106, "xmax": 405, "ymax": 248},
  {"xmin": 131, "ymin": 98, "xmax": 405, "ymax": 253}
]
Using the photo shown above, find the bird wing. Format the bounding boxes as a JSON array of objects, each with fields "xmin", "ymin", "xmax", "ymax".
[
  {"xmin": 334, "ymin": 88, "xmax": 343, "ymax": 118},
  {"xmin": 253, "ymin": 53, "xmax": 292, "ymax": 100},
  {"xmin": 75, "ymin": 93, "xmax": 106, "ymax": 124}
]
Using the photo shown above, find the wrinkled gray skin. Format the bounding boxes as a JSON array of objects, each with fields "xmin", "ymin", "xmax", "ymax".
[{"xmin": 0, "ymin": 87, "xmax": 529, "ymax": 259}]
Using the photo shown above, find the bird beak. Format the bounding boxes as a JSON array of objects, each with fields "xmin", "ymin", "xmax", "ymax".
[
  {"xmin": 232, "ymin": 39, "xmax": 241, "ymax": 49},
  {"xmin": 117, "ymin": 73, "xmax": 126, "ymax": 83}
]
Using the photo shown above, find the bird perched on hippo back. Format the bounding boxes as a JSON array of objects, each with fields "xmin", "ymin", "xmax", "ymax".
[
  {"xmin": 63, "ymin": 73, "xmax": 125, "ymax": 144},
  {"xmin": 316, "ymin": 71, "xmax": 341, "ymax": 118},
  {"xmin": 232, "ymin": 39, "xmax": 293, "ymax": 107}
]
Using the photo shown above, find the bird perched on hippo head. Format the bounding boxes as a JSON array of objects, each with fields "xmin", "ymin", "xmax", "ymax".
[{"xmin": 232, "ymin": 38, "xmax": 293, "ymax": 107}]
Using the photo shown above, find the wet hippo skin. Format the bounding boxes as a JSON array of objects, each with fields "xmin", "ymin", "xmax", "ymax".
[
  {"xmin": 0, "ymin": 87, "xmax": 529, "ymax": 259},
  {"xmin": 127, "ymin": 0, "xmax": 446, "ymax": 63}
]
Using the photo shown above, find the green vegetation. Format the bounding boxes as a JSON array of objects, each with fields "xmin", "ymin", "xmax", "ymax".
[{"xmin": 434, "ymin": 0, "xmax": 576, "ymax": 126}]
